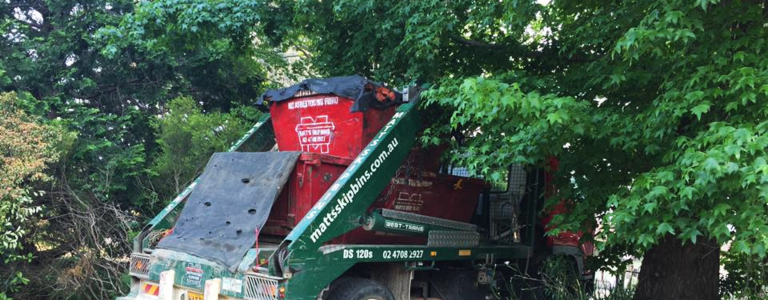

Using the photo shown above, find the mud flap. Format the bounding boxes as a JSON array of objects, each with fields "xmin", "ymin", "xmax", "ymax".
[{"xmin": 157, "ymin": 152, "xmax": 300, "ymax": 271}]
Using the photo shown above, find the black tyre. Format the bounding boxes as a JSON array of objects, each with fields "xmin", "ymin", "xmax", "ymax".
[{"xmin": 326, "ymin": 278, "xmax": 394, "ymax": 300}]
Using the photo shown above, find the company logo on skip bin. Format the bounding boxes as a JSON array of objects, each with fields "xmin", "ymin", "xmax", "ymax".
[{"xmin": 295, "ymin": 115, "xmax": 335, "ymax": 154}]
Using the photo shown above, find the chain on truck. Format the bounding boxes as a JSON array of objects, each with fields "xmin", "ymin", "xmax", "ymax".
[{"xmin": 118, "ymin": 75, "xmax": 595, "ymax": 300}]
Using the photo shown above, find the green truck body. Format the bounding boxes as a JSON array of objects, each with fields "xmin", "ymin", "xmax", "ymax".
[{"xmin": 118, "ymin": 81, "xmax": 590, "ymax": 300}]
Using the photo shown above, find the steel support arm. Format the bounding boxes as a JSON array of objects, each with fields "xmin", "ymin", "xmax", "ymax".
[{"xmin": 284, "ymin": 102, "xmax": 422, "ymax": 251}]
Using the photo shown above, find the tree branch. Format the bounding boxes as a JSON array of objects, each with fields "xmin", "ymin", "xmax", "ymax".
[
  {"xmin": 12, "ymin": 17, "xmax": 43, "ymax": 31},
  {"xmin": 448, "ymin": 34, "xmax": 506, "ymax": 49}
]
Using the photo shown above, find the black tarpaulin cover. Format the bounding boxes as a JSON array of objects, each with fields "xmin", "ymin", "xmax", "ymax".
[
  {"xmin": 258, "ymin": 75, "xmax": 403, "ymax": 112},
  {"xmin": 157, "ymin": 152, "xmax": 300, "ymax": 271}
]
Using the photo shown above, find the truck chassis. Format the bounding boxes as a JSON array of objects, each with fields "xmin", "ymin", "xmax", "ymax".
[{"xmin": 119, "ymin": 79, "xmax": 590, "ymax": 300}]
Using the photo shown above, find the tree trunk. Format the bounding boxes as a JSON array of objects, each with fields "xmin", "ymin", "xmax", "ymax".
[{"xmin": 633, "ymin": 235, "xmax": 720, "ymax": 300}]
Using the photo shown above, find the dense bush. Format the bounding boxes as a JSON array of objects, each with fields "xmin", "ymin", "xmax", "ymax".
[{"xmin": 0, "ymin": 92, "xmax": 70, "ymax": 298}]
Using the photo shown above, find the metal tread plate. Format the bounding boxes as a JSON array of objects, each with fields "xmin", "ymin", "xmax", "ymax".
[
  {"xmin": 427, "ymin": 230, "xmax": 481, "ymax": 247},
  {"xmin": 380, "ymin": 209, "xmax": 478, "ymax": 232}
]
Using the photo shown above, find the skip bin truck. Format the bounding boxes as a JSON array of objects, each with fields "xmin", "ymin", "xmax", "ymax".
[{"xmin": 119, "ymin": 75, "xmax": 594, "ymax": 300}]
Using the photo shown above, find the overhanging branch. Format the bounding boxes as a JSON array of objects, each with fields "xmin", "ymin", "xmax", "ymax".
[
  {"xmin": 450, "ymin": 34, "xmax": 602, "ymax": 64},
  {"xmin": 448, "ymin": 34, "xmax": 506, "ymax": 49}
]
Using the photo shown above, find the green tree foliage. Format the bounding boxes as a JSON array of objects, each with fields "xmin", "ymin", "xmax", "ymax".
[
  {"xmin": 151, "ymin": 96, "xmax": 261, "ymax": 203},
  {"xmin": 420, "ymin": 0, "xmax": 768, "ymax": 258},
  {"xmin": 256, "ymin": 0, "xmax": 545, "ymax": 83},
  {"xmin": 0, "ymin": 63, "xmax": 10, "ymax": 89},
  {"xmin": 1, "ymin": 0, "xmax": 763, "ymax": 298},
  {"xmin": 96, "ymin": 0, "xmax": 768, "ymax": 297},
  {"xmin": 1, "ymin": 0, "xmax": 273, "ymax": 208},
  {"xmin": 100, "ymin": 0, "xmax": 292, "ymax": 87},
  {"xmin": 721, "ymin": 250, "xmax": 768, "ymax": 298},
  {"xmin": 0, "ymin": 92, "xmax": 70, "ymax": 298},
  {"xmin": 1, "ymin": 1, "xmax": 275, "ymax": 298},
  {"xmin": 253, "ymin": 0, "xmax": 767, "ymax": 298}
]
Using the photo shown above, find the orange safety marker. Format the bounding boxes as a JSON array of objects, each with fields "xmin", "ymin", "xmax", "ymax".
[{"xmin": 142, "ymin": 283, "xmax": 160, "ymax": 296}]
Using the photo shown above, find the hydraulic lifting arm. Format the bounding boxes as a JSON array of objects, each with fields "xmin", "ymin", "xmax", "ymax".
[
  {"xmin": 267, "ymin": 100, "xmax": 421, "ymax": 299},
  {"xmin": 284, "ymin": 101, "xmax": 422, "ymax": 252}
]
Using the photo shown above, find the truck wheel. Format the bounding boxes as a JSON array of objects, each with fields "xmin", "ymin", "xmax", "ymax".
[{"xmin": 327, "ymin": 278, "xmax": 394, "ymax": 300}]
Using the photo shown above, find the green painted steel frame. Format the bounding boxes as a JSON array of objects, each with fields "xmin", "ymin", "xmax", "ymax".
[
  {"xmin": 127, "ymin": 100, "xmax": 536, "ymax": 300},
  {"xmin": 275, "ymin": 101, "xmax": 534, "ymax": 299},
  {"xmin": 280, "ymin": 242, "xmax": 531, "ymax": 300},
  {"xmin": 317, "ymin": 244, "xmax": 531, "ymax": 264},
  {"xmin": 283, "ymin": 102, "xmax": 422, "ymax": 251},
  {"xmin": 278, "ymin": 102, "xmax": 422, "ymax": 299},
  {"xmin": 363, "ymin": 210, "xmax": 462, "ymax": 236}
]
